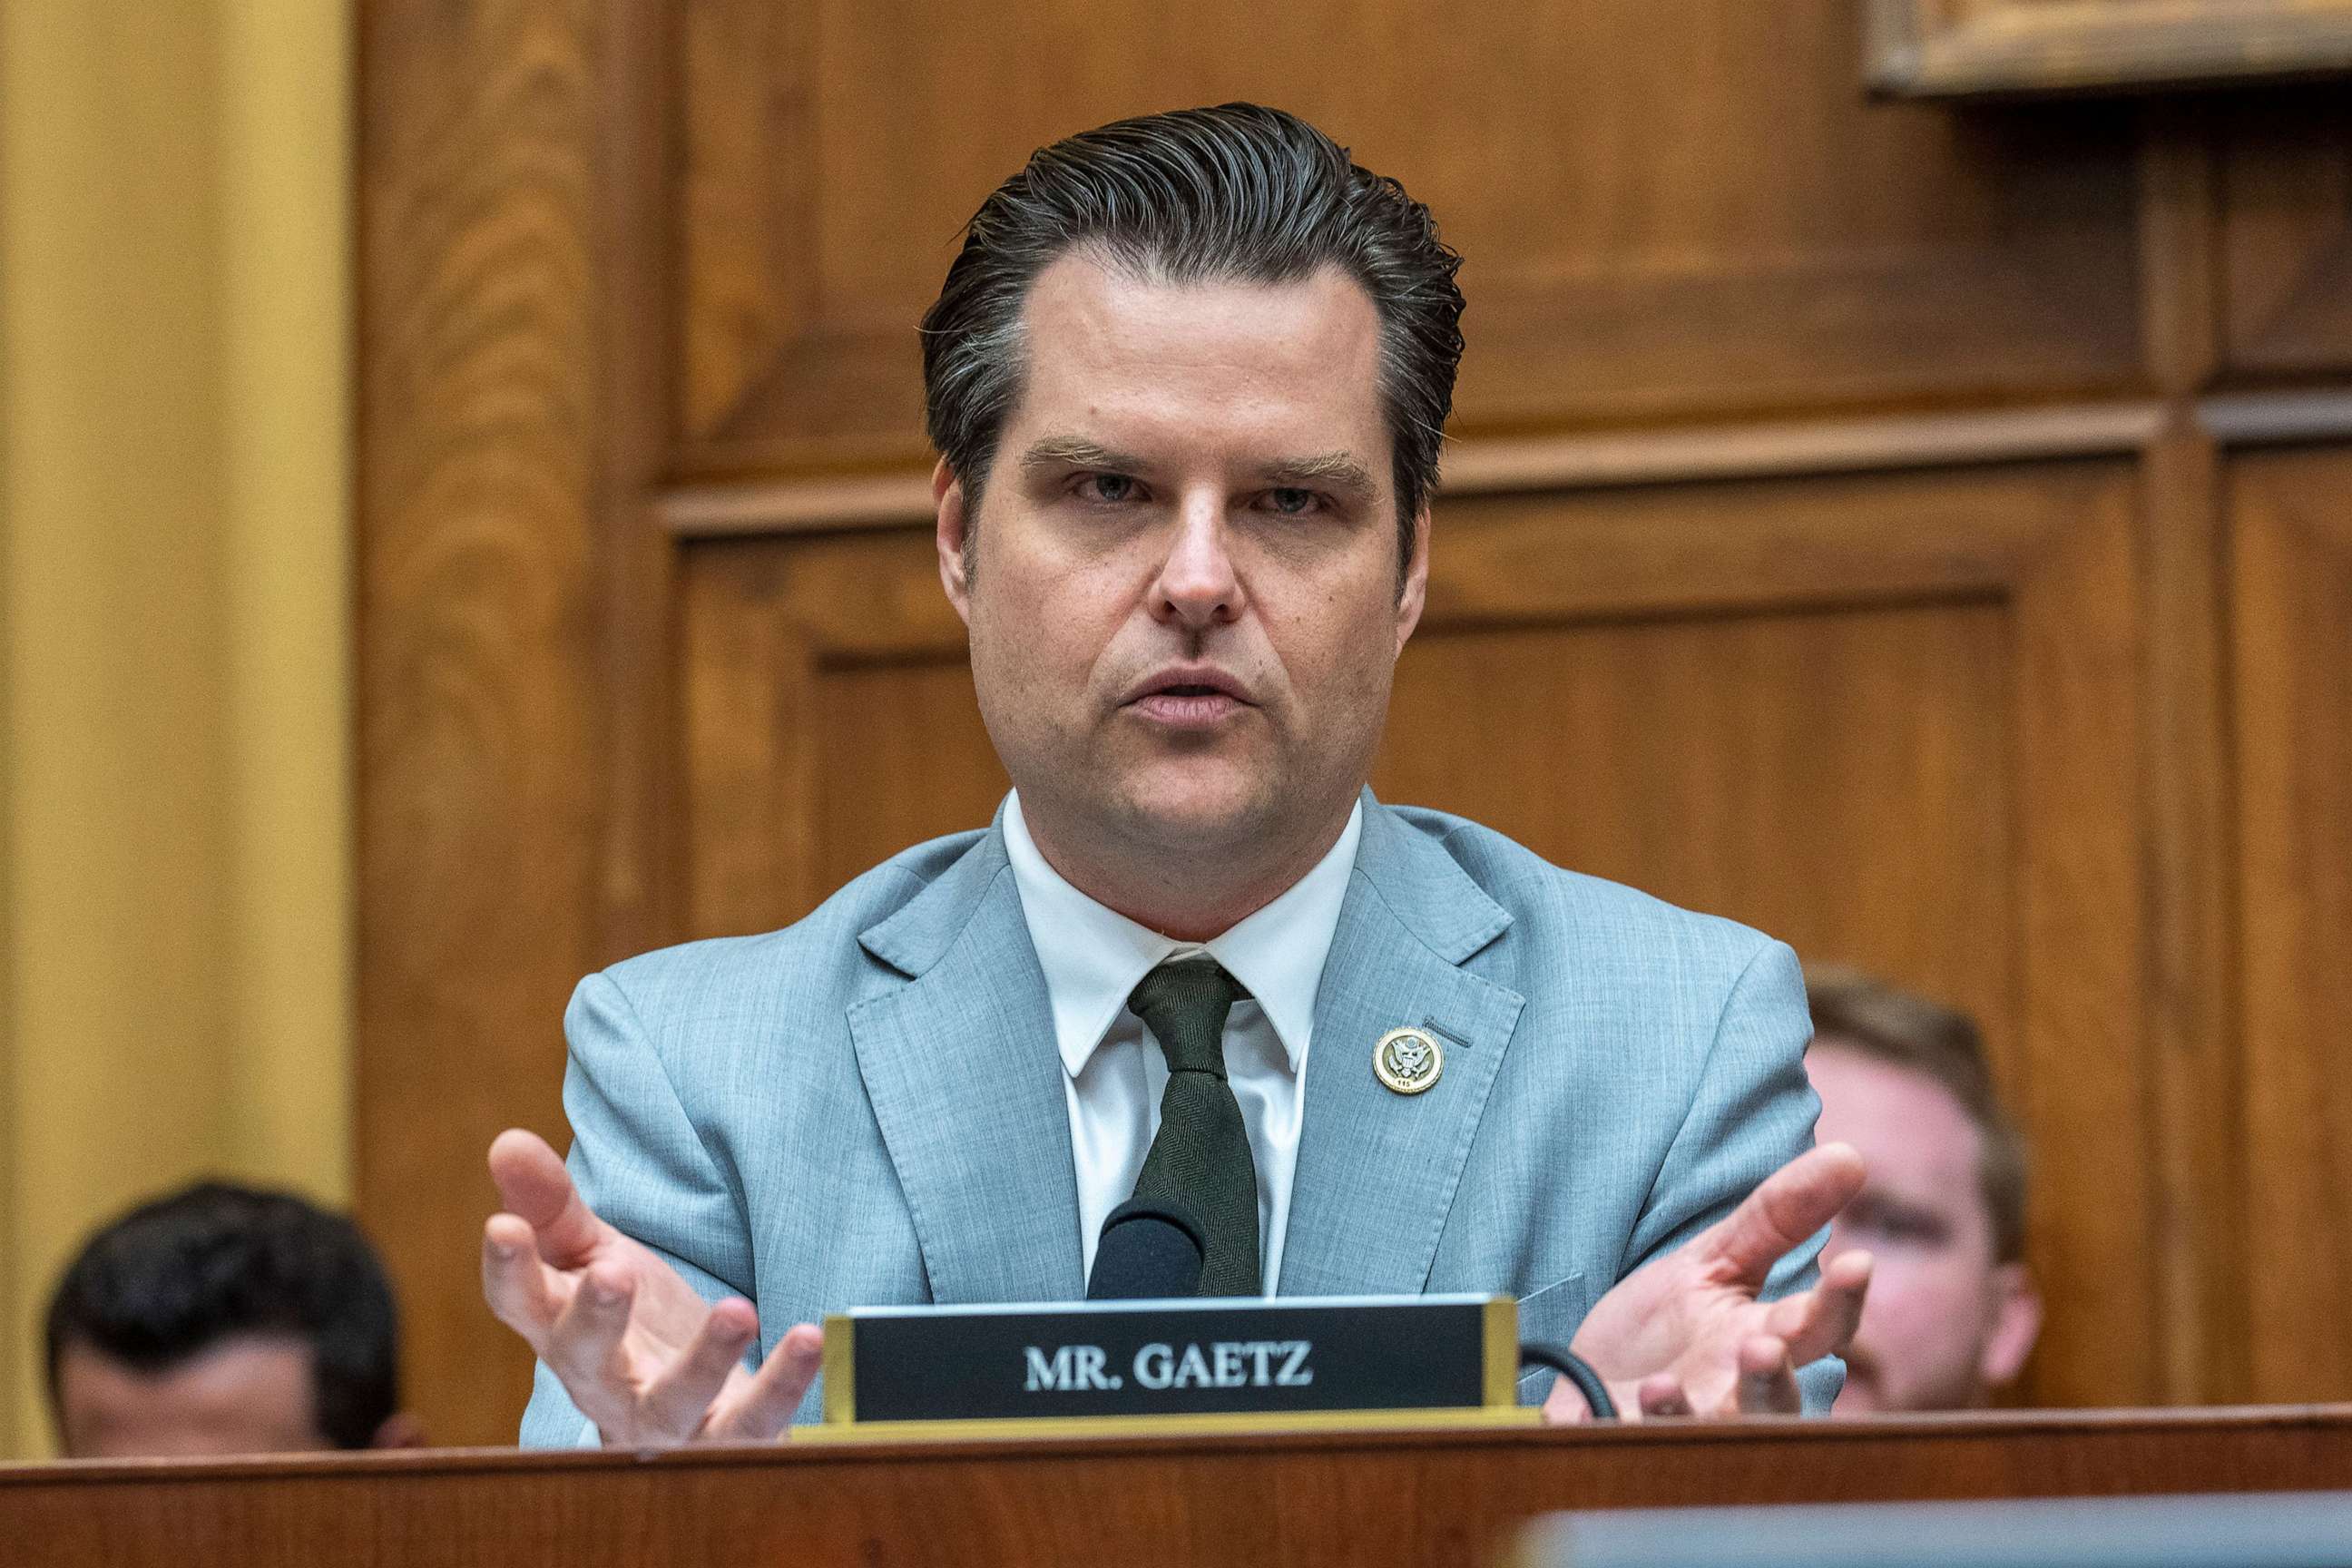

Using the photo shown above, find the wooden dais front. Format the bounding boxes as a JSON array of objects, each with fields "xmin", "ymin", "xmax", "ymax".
[{"xmin": 7, "ymin": 1407, "xmax": 2352, "ymax": 1567}]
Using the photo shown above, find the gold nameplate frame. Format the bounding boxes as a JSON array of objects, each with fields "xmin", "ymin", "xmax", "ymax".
[{"xmin": 810, "ymin": 1293, "xmax": 1534, "ymax": 1443}]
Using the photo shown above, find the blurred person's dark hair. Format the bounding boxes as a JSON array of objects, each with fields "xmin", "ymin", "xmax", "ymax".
[
  {"xmin": 44, "ymin": 1180, "xmax": 400, "ymax": 1450},
  {"xmin": 920, "ymin": 102, "xmax": 1465, "ymax": 586},
  {"xmin": 1806, "ymin": 971, "xmax": 2028, "ymax": 1265}
]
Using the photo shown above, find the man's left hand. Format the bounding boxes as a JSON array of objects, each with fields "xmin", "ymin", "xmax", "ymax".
[{"xmin": 1544, "ymin": 1142, "xmax": 1871, "ymax": 1423}]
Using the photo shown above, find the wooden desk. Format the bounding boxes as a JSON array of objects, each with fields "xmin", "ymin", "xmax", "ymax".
[{"xmin": 6, "ymin": 1406, "xmax": 2349, "ymax": 1567}]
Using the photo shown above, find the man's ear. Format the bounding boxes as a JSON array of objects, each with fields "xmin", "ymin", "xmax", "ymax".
[
  {"xmin": 368, "ymin": 1409, "xmax": 426, "ymax": 1449},
  {"xmin": 1978, "ymin": 1262, "xmax": 2043, "ymax": 1389},
  {"xmin": 936, "ymin": 458, "xmax": 975, "ymax": 626},
  {"xmin": 1393, "ymin": 504, "xmax": 1430, "ymax": 655}
]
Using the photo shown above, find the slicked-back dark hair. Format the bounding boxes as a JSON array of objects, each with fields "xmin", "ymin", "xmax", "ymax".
[
  {"xmin": 44, "ymin": 1181, "xmax": 400, "ymax": 1450},
  {"xmin": 921, "ymin": 103, "xmax": 1465, "ymax": 581}
]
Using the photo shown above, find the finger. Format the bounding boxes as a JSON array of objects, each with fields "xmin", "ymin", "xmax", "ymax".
[
  {"xmin": 489, "ymin": 1128, "xmax": 609, "ymax": 1268},
  {"xmin": 1539, "ymin": 1375, "xmax": 1594, "ymax": 1425},
  {"xmin": 1735, "ymin": 1334, "xmax": 1801, "ymax": 1416},
  {"xmin": 544, "ymin": 1261, "xmax": 641, "ymax": 1425},
  {"xmin": 1763, "ymin": 1249, "xmax": 1873, "ymax": 1366},
  {"xmin": 481, "ymin": 1213, "xmax": 567, "ymax": 1348},
  {"xmin": 1699, "ymin": 1142, "xmax": 1867, "ymax": 1287},
  {"xmin": 639, "ymin": 1298, "xmax": 760, "ymax": 1438},
  {"xmin": 1637, "ymin": 1374, "xmax": 1692, "ymax": 1420},
  {"xmin": 707, "ymin": 1322, "xmax": 826, "ymax": 1441}
]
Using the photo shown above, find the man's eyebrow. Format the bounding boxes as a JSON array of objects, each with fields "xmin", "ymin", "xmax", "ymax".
[
  {"xmin": 1019, "ymin": 437, "xmax": 1144, "ymax": 474},
  {"xmin": 1847, "ymin": 1191, "xmax": 1952, "ymax": 1230},
  {"xmin": 1258, "ymin": 452, "xmax": 1379, "ymax": 504}
]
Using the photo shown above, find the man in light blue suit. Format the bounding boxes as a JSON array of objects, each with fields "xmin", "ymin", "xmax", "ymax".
[{"xmin": 484, "ymin": 104, "xmax": 1871, "ymax": 1446}]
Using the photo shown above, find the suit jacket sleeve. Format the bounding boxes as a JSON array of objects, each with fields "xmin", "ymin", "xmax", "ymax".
[
  {"xmin": 1621, "ymin": 936, "xmax": 1843, "ymax": 1413},
  {"xmin": 518, "ymin": 968, "xmax": 760, "ymax": 1447}
]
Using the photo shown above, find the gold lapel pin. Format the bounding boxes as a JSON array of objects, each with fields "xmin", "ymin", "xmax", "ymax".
[{"xmin": 1373, "ymin": 1026, "xmax": 1443, "ymax": 1095}]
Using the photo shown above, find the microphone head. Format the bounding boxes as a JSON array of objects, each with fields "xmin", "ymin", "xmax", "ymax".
[{"xmin": 1085, "ymin": 1196, "xmax": 1207, "ymax": 1300}]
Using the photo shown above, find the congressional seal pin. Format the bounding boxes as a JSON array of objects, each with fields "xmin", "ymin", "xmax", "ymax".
[{"xmin": 1373, "ymin": 1026, "xmax": 1443, "ymax": 1095}]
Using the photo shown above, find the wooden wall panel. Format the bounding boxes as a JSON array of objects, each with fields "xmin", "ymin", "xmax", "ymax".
[
  {"xmin": 676, "ymin": 0, "xmax": 2141, "ymax": 476},
  {"xmin": 2223, "ymin": 94, "xmax": 2352, "ymax": 375},
  {"xmin": 2232, "ymin": 446, "xmax": 2352, "ymax": 1402},
  {"xmin": 1867, "ymin": 0, "xmax": 2352, "ymax": 97},
  {"xmin": 1413, "ymin": 463, "xmax": 2151, "ymax": 1410},
  {"xmin": 681, "ymin": 531, "xmax": 999, "ymax": 936},
  {"xmin": 356, "ymin": 0, "xmax": 585, "ymax": 1442},
  {"xmin": 1386, "ymin": 601, "xmax": 2010, "ymax": 1028},
  {"xmin": 356, "ymin": 0, "xmax": 626, "ymax": 1446}
]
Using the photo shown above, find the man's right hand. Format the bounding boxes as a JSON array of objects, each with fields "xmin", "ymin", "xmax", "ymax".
[{"xmin": 481, "ymin": 1129, "xmax": 821, "ymax": 1445}]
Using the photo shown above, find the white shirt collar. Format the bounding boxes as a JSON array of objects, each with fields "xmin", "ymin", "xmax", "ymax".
[{"xmin": 1002, "ymin": 790, "xmax": 1363, "ymax": 1081}]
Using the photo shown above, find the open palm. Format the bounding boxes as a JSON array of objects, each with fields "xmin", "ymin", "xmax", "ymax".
[
  {"xmin": 1553, "ymin": 1142, "xmax": 1872, "ymax": 1420},
  {"xmin": 481, "ymin": 1129, "xmax": 822, "ymax": 1445}
]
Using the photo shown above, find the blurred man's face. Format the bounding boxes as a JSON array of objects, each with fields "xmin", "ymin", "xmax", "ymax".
[
  {"xmin": 54, "ymin": 1336, "xmax": 328, "ymax": 1458},
  {"xmin": 1809, "ymin": 1044, "xmax": 2042, "ymax": 1413}
]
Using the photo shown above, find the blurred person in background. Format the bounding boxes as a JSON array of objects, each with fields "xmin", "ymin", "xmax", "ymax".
[
  {"xmin": 1807, "ymin": 973, "xmax": 2043, "ymax": 1414},
  {"xmin": 45, "ymin": 1181, "xmax": 419, "ymax": 1458}
]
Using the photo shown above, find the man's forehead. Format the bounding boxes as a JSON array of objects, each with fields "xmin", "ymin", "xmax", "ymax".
[
  {"xmin": 1002, "ymin": 252, "xmax": 1391, "ymax": 467},
  {"xmin": 56, "ymin": 1334, "xmax": 324, "ymax": 1453},
  {"xmin": 1016, "ymin": 254, "xmax": 1382, "ymax": 392},
  {"xmin": 61, "ymin": 1333, "xmax": 315, "ymax": 1396},
  {"xmin": 1811, "ymin": 1045, "xmax": 1984, "ymax": 1158}
]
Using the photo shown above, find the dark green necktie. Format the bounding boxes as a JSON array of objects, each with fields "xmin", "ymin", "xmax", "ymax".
[{"xmin": 1126, "ymin": 959, "xmax": 1262, "ymax": 1296}]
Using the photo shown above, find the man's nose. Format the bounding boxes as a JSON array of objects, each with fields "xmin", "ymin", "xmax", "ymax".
[{"xmin": 1149, "ymin": 491, "xmax": 1245, "ymax": 629}]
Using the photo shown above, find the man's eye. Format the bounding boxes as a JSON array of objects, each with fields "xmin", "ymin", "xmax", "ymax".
[
  {"xmin": 1077, "ymin": 474, "xmax": 1139, "ymax": 504},
  {"xmin": 1264, "ymin": 487, "xmax": 1321, "ymax": 515},
  {"xmin": 1854, "ymin": 1211, "xmax": 1948, "ymax": 1247}
]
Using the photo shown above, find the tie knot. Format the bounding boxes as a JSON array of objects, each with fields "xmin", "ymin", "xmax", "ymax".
[{"xmin": 1127, "ymin": 959, "xmax": 1247, "ymax": 1078}]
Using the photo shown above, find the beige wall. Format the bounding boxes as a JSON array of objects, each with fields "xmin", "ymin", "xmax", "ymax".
[{"xmin": 0, "ymin": 1, "xmax": 351, "ymax": 1458}]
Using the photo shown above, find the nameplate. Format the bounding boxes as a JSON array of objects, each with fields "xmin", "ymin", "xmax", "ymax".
[{"xmin": 815, "ymin": 1293, "xmax": 1531, "ymax": 1440}]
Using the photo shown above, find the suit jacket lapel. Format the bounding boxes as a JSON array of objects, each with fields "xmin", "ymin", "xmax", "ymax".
[
  {"xmin": 1279, "ymin": 796, "xmax": 1527, "ymax": 1298},
  {"xmin": 848, "ymin": 824, "xmax": 1085, "ymax": 1304}
]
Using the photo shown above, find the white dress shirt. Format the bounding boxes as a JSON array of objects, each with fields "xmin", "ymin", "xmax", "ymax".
[{"xmin": 1001, "ymin": 790, "xmax": 1363, "ymax": 1293}]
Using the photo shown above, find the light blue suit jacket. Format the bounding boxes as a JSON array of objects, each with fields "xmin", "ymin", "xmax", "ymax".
[{"xmin": 520, "ymin": 795, "xmax": 1832, "ymax": 1443}]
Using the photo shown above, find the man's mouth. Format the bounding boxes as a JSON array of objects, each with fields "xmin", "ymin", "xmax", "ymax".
[{"xmin": 1124, "ymin": 670, "xmax": 1253, "ymax": 725}]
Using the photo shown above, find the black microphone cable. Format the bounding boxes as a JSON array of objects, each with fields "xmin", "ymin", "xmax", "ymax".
[{"xmin": 1516, "ymin": 1341, "xmax": 1618, "ymax": 1419}]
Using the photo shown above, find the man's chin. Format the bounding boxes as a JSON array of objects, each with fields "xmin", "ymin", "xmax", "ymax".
[
  {"xmin": 1111, "ymin": 787, "xmax": 1273, "ymax": 851},
  {"xmin": 1103, "ymin": 761, "xmax": 1282, "ymax": 839}
]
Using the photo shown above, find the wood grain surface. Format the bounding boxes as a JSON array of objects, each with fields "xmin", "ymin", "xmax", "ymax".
[
  {"xmin": 7, "ymin": 1409, "xmax": 2352, "ymax": 1568},
  {"xmin": 2231, "ymin": 447, "xmax": 2352, "ymax": 1403},
  {"xmin": 1867, "ymin": 0, "xmax": 2352, "ymax": 97},
  {"xmin": 2223, "ymin": 92, "xmax": 2352, "ymax": 376},
  {"xmin": 675, "ymin": 0, "xmax": 2141, "ymax": 475},
  {"xmin": 356, "ymin": 0, "xmax": 610, "ymax": 1444}
]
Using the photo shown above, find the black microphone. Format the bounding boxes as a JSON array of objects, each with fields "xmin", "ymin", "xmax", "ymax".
[{"xmin": 1085, "ymin": 1196, "xmax": 1207, "ymax": 1299}]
